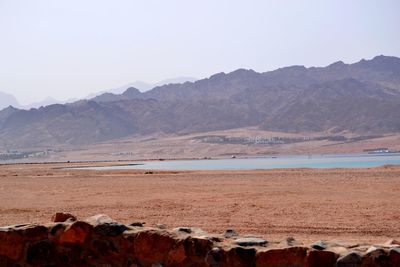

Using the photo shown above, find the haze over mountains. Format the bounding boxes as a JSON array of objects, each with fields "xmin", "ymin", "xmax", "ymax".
[
  {"xmin": 0, "ymin": 91, "xmax": 20, "ymax": 110},
  {"xmin": 0, "ymin": 77, "xmax": 197, "ymax": 111},
  {"xmin": 0, "ymin": 93, "xmax": 75, "ymax": 110},
  {"xmin": 1, "ymin": 55, "xmax": 399, "ymax": 149},
  {"xmin": 85, "ymin": 77, "xmax": 198, "ymax": 100}
]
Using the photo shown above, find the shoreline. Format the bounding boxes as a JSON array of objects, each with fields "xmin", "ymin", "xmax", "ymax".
[
  {"xmin": 2, "ymin": 151, "xmax": 400, "ymax": 169},
  {"xmin": 68, "ymin": 153, "xmax": 400, "ymax": 171},
  {"xmin": 1, "ymin": 149, "xmax": 400, "ymax": 165}
]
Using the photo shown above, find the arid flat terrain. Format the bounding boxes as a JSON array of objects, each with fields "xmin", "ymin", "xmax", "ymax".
[
  {"xmin": 4, "ymin": 129, "xmax": 400, "ymax": 163},
  {"xmin": 0, "ymin": 162, "xmax": 399, "ymax": 244}
]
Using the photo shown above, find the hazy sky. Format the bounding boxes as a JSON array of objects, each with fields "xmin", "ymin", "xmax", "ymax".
[{"xmin": 1, "ymin": 0, "xmax": 399, "ymax": 104}]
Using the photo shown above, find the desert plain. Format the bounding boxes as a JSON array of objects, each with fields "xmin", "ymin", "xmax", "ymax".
[{"xmin": 0, "ymin": 161, "xmax": 399, "ymax": 244}]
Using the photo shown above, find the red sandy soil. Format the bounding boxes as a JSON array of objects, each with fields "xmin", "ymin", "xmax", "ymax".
[{"xmin": 0, "ymin": 162, "xmax": 399, "ymax": 244}]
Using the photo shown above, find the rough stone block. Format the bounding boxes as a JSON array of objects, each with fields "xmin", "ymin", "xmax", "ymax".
[{"xmin": 255, "ymin": 246, "xmax": 308, "ymax": 267}]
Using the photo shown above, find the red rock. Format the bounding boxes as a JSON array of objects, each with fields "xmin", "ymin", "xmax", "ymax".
[
  {"xmin": 389, "ymin": 248, "xmax": 400, "ymax": 267},
  {"xmin": 306, "ymin": 250, "xmax": 337, "ymax": 267},
  {"xmin": 1, "ymin": 216, "xmax": 400, "ymax": 267},
  {"xmin": 256, "ymin": 247, "xmax": 308, "ymax": 267},
  {"xmin": 59, "ymin": 221, "xmax": 92, "ymax": 244},
  {"xmin": 222, "ymin": 247, "xmax": 256, "ymax": 267},
  {"xmin": 180, "ymin": 237, "xmax": 213, "ymax": 266},
  {"xmin": 27, "ymin": 240, "xmax": 54, "ymax": 265},
  {"xmin": 20, "ymin": 224, "xmax": 49, "ymax": 241},
  {"xmin": 0, "ymin": 230, "xmax": 24, "ymax": 261},
  {"xmin": 234, "ymin": 237, "xmax": 267, "ymax": 247},
  {"xmin": 133, "ymin": 229, "xmax": 178, "ymax": 265},
  {"xmin": 206, "ymin": 247, "xmax": 225, "ymax": 267},
  {"xmin": 362, "ymin": 245, "xmax": 392, "ymax": 267},
  {"xmin": 0, "ymin": 254, "xmax": 15, "ymax": 267},
  {"xmin": 51, "ymin": 212, "xmax": 77, "ymax": 223},
  {"xmin": 49, "ymin": 223, "xmax": 66, "ymax": 241},
  {"xmin": 336, "ymin": 252, "xmax": 362, "ymax": 267},
  {"xmin": 167, "ymin": 240, "xmax": 187, "ymax": 264},
  {"xmin": 184, "ymin": 236, "xmax": 213, "ymax": 257}
]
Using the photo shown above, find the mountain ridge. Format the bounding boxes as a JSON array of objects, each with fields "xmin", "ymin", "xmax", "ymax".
[
  {"xmin": 1, "ymin": 55, "xmax": 399, "ymax": 149},
  {"xmin": 88, "ymin": 55, "xmax": 400, "ymax": 104}
]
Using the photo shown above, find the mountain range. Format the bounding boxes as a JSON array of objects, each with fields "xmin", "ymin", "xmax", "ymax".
[
  {"xmin": 0, "ymin": 94, "xmax": 76, "ymax": 110},
  {"xmin": 0, "ymin": 77, "xmax": 197, "ymax": 110},
  {"xmin": 1, "ymin": 55, "xmax": 399, "ymax": 149}
]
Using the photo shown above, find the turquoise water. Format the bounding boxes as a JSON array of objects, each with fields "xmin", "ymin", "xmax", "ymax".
[{"xmin": 77, "ymin": 153, "xmax": 400, "ymax": 171}]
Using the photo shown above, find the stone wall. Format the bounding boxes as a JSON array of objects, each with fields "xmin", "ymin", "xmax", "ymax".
[{"xmin": 0, "ymin": 213, "xmax": 399, "ymax": 267}]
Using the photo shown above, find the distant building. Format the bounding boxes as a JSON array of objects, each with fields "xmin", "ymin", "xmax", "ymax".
[{"xmin": 364, "ymin": 148, "xmax": 390, "ymax": 153}]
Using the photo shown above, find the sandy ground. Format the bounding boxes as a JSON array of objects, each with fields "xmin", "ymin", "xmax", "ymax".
[
  {"xmin": 5, "ymin": 129, "xmax": 400, "ymax": 163},
  {"xmin": 0, "ymin": 162, "xmax": 399, "ymax": 244}
]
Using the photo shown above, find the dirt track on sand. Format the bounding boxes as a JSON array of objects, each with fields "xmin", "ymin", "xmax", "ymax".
[{"xmin": 0, "ymin": 162, "xmax": 399, "ymax": 243}]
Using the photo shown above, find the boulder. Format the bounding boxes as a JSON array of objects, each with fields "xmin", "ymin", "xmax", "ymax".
[
  {"xmin": 85, "ymin": 214, "xmax": 115, "ymax": 225},
  {"xmin": 336, "ymin": 251, "xmax": 362, "ymax": 267},
  {"xmin": 279, "ymin": 236, "xmax": 302, "ymax": 247},
  {"xmin": 224, "ymin": 229, "xmax": 239, "ymax": 238},
  {"xmin": 389, "ymin": 248, "xmax": 400, "ymax": 266},
  {"xmin": 59, "ymin": 221, "xmax": 93, "ymax": 244},
  {"xmin": 130, "ymin": 221, "xmax": 145, "ymax": 227},
  {"xmin": 311, "ymin": 240, "xmax": 328, "ymax": 250},
  {"xmin": 93, "ymin": 222, "xmax": 129, "ymax": 237},
  {"xmin": 255, "ymin": 247, "xmax": 308, "ymax": 267},
  {"xmin": 27, "ymin": 240, "xmax": 54, "ymax": 265},
  {"xmin": 234, "ymin": 237, "xmax": 268, "ymax": 247},
  {"xmin": 0, "ymin": 228, "xmax": 25, "ymax": 261},
  {"xmin": 224, "ymin": 246, "xmax": 256, "ymax": 267},
  {"xmin": 172, "ymin": 227, "xmax": 209, "ymax": 237},
  {"xmin": 51, "ymin": 212, "xmax": 77, "ymax": 223},
  {"xmin": 133, "ymin": 229, "xmax": 178, "ymax": 265},
  {"xmin": 306, "ymin": 250, "xmax": 338, "ymax": 267},
  {"xmin": 206, "ymin": 247, "xmax": 225, "ymax": 267},
  {"xmin": 361, "ymin": 246, "xmax": 391, "ymax": 266}
]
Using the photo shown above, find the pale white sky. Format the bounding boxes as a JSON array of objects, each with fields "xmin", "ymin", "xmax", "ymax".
[{"xmin": 0, "ymin": 0, "xmax": 399, "ymax": 105}]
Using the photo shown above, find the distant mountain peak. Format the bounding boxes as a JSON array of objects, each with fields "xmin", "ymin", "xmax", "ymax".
[
  {"xmin": 328, "ymin": 61, "xmax": 347, "ymax": 68},
  {"xmin": 122, "ymin": 87, "xmax": 142, "ymax": 98},
  {"xmin": 354, "ymin": 55, "xmax": 400, "ymax": 72},
  {"xmin": 231, "ymin": 68, "xmax": 255, "ymax": 73},
  {"xmin": 276, "ymin": 65, "xmax": 307, "ymax": 72},
  {"xmin": 2, "ymin": 105, "xmax": 19, "ymax": 112},
  {"xmin": 208, "ymin": 72, "xmax": 226, "ymax": 80},
  {"xmin": 123, "ymin": 87, "xmax": 141, "ymax": 93},
  {"xmin": 228, "ymin": 68, "xmax": 258, "ymax": 77},
  {"xmin": 372, "ymin": 54, "xmax": 398, "ymax": 60}
]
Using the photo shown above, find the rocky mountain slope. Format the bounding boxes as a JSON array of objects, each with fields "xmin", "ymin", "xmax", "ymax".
[
  {"xmin": 86, "ymin": 77, "xmax": 197, "ymax": 99},
  {"xmin": 1, "ymin": 56, "xmax": 399, "ymax": 148}
]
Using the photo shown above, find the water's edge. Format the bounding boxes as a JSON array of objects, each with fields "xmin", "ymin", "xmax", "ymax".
[{"xmin": 71, "ymin": 153, "xmax": 400, "ymax": 171}]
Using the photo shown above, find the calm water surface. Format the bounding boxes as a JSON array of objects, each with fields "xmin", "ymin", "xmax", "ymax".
[{"xmin": 77, "ymin": 153, "xmax": 400, "ymax": 171}]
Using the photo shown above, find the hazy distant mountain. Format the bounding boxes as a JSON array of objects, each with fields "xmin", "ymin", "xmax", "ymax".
[
  {"xmin": 0, "ymin": 91, "xmax": 20, "ymax": 110},
  {"xmin": 86, "ymin": 77, "xmax": 198, "ymax": 99},
  {"xmin": 22, "ymin": 97, "xmax": 60, "ymax": 109},
  {"xmin": 1, "ymin": 56, "xmax": 399, "ymax": 148},
  {"xmin": 129, "ymin": 77, "xmax": 198, "ymax": 92},
  {"xmin": 0, "ymin": 91, "xmax": 64, "ymax": 110},
  {"xmin": 91, "ymin": 87, "xmax": 142, "ymax": 103}
]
